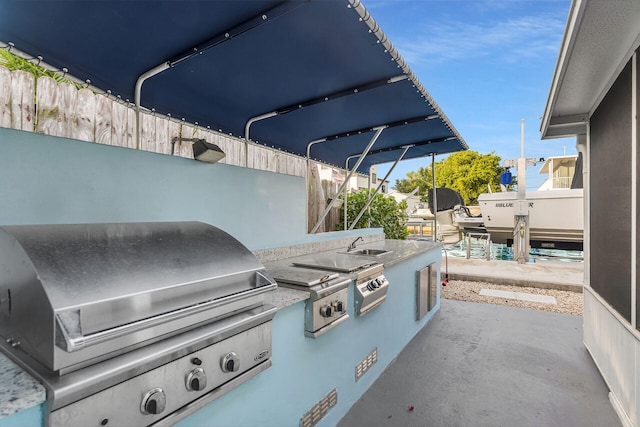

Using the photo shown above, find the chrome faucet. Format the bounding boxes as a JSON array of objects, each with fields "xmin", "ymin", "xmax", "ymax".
[{"xmin": 347, "ymin": 236, "xmax": 364, "ymax": 251}]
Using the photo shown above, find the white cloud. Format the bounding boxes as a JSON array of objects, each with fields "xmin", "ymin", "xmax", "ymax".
[{"xmin": 391, "ymin": 11, "xmax": 566, "ymax": 67}]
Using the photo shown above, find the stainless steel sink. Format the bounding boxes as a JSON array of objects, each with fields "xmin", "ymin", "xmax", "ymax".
[
  {"xmin": 342, "ymin": 248, "xmax": 391, "ymax": 257},
  {"xmin": 290, "ymin": 247, "xmax": 391, "ymax": 274}
]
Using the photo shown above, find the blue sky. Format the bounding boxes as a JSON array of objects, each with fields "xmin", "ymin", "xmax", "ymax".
[{"xmin": 368, "ymin": 0, "xmax": 575, "ymax": 191}]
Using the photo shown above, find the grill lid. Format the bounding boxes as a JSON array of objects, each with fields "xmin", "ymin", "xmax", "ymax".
[
  {"xmin": 269, "ymin": 265, "xmax": 339, "ymax": 287},
  {"xmin": 0, "ymin": 222, "xmax": 276, "ymax": 371}
]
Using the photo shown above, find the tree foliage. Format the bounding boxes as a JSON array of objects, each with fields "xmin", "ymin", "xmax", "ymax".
[
  {"xmin": 338, "ymin": 189, "xmax": 409, "ymax": 240},
  {"xmin": 0, "ymin": 49, "xmax": 80, "ymax": 87},
  {"xmin": 394, "ymin": 168, "xmax": 432, "ymax": 198},
  {"xmin": 393, "ymin": 151, "xmax": 503, "ymax": 205}
]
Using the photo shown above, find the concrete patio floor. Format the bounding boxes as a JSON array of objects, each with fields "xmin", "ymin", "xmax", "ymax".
[{"xmin": 338, "ymin": 299, "xmax": 619, "ymax": 427}]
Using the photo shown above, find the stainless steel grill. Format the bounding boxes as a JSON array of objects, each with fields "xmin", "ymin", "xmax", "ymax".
[
  {"xmin": 0, "ymin": 222, "xmax": 277, "ymax": 426},
  {"xmin": 353, "ymin": 264, "xmax": 389, "ymax": 316},
  {"xmin": 268, "ymin": 266, "xmax": 350, "ymax": 338},
  {"xmin": 289, "ymin": 254, "xmax": 389, "ymax": 316}
]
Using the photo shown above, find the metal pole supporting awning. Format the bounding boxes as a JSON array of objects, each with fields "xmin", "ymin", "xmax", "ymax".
[
  {"xmin": 133, "ymin": 1, "xmax": 304, "ymax": 149},
  {"xmin": 306, "ymin": 116, "xmax": 438, "ymax": 232},
  {"xmin": 348, "ymin": 144, "xmax": 412, "ymax": 230},
  {"xmin": 305, "ymin": 132, "xmax": 375, "ymax": 234},
  {"xmin": 244, "ymin": 75, "xmax": 408, "ymax": 141},
  {"xmin": 343, "ymin": 154, "xmax": 360, "ymax": 231},
  {"xmin": 310, "ymin": 126, "xmax": 386, "ymax": 234},
  {"xmin": 432, "ymin": 153, "xmax": 438, "ymax": 241}
]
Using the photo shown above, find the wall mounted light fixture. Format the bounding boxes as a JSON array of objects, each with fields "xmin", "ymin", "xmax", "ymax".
[{"xmin": 171, "ymin": 137, "xmax": 226, "ymax": 164}]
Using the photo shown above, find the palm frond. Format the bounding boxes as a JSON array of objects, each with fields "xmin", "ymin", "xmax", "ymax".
[{"xmin": 0, "ymin": 49, "xmax": 81, "ymax": 88}]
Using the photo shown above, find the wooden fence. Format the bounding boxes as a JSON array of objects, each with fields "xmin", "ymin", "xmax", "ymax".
[
  {"xmin": 0, "ymin": 66, "xmax": 307, "ymax": 177},
  {"xmin": 0, "ymin": 65, "xmax": 357, "ymax": 231}
]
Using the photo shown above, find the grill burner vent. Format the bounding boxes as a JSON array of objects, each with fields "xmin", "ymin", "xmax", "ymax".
[
  {"xmin": 300, "ymin": 388, "xmax": 338, "ymax": 427},
  {"xmin": 355, "ymin": 347, "xmax": 378, "ymax": 381}
]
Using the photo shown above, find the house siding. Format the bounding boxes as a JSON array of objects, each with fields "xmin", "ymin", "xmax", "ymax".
[{"xmin": 590, "ymin": 59, "xmax": 633, "ymax": 322}]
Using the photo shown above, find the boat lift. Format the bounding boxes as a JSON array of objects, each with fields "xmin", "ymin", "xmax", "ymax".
[{"xmin": 503, "ymin": 119, "xmax": 538, "ymax": 264}]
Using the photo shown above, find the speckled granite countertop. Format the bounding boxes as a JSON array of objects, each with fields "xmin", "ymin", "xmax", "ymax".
[
  {"xmin": 264, "ymin": 286, "xmax": 310, "ymax": 308},
  {"xmin": 0, "ymin": 355, "xmax": 46, "ymax": 418},
  {"xmin": 339, "ymin": 238, "xmax": 441, "ymax": 269},
  {"xmin": 262, "ymin": 238, "xmax": 441, "ymax": 279}
]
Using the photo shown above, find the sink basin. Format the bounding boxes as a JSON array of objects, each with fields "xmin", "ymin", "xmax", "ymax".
[{"xmin": 344, "ymin": 248, "xmax": 391, "ymax": 257}]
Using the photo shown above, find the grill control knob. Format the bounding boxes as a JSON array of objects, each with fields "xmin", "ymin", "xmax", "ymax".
[
  {"xmin": 140, "ymin": 388, "xmax": 166, "ymax": 415},
  {"xmin": 332, "ymin": 300, "xmax": 344, "ymax": 313},
  {"xmin": 320, "ymin": 304, "xmax": 333, "ymax": 317},
  {"xmin": 186, "ymin": 367, "xmax": 207, "ymax": 391},
  {"xmin": 221, "ymin": 352, "xmax": 240, "ymax": 373}
]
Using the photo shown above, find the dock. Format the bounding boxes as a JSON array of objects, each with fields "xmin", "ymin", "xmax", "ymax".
[{"xmin": 442, "ymin": 255, "xmax": 584, "ymax": 292}]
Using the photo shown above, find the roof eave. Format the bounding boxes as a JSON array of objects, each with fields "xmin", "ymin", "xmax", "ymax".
[
  {"xmin": 541, "ymin": 0, "xmax": 640, "ymax": 140},
  {"xmin": 540, "ymin": 0, "xmax": 586, "ymax": 140}
]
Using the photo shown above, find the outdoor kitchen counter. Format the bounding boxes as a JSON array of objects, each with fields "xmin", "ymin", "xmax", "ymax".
[
  {"xmin": 0, "ymin": 355, "xmax": 46, "ymax": 418},
  {"xmin": 262, "ymin": 238, "xmax": 441, "ymax": 278},
  {"xmin": 354, "ymin": 238, "xmax": 442, "ymax": 268},
  {"xmin": 238, "ymin": 238, "xmax": 440, "ymax": 312},
  {"xmin": 0, "ymin": 237, "xmax": 440, "ymax": 424}
]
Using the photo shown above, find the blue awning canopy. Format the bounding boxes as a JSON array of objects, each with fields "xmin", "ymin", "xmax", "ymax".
[{"xmin": 0, "ymin": 0, "xmax": 467, "ymax": 173}]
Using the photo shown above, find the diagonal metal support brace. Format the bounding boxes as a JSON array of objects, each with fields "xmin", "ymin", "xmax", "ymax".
[
  {"xmin": 349, "ymin": 145, "xmax": 412, "ymax": 230},
  {"xmin": 343, "ymin": 153, "xmax": 361, "ymax": 230},
  {"xmin": 310, "ymin": 126, "xmax": 386, "ymax": 234},
  {"xmin": 304, "ymin": 117, "xmax": 441, "ymax": 232}
]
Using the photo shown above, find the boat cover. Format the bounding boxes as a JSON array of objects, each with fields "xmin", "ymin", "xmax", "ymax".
[
  {"xmin": 428, "ymin": 188, "xmax": 465, "ymax": 212},
  {"xmin": 570, "ymin": 152, "xmax": 583, "ymax": 189}
]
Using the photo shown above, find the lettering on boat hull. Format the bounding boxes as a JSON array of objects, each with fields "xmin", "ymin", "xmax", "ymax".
[{"xmin": 494, "ymin": 202, "xmax": 534, "ymax": 208}]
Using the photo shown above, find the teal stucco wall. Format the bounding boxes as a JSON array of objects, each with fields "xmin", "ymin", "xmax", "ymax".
[
  {"xmin": 0, "ymin": 405, "xmax": 44, "ymax": 427},
  {"xmin": 0, "ymin": 127, "xmax": 306, "ymax": 249}
]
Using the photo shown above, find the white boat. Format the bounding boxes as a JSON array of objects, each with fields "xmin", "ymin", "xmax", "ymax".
[
  {"xmin": 407, "ymin": 188, "xmax": 467, "ymax": 244},
  {"xmin": 407, "ymin": 208, "xmax": 464, "ymax": 244},
  {"xmin": 477, "ymin": 154, "xmax": 584, "ymax": 250},
  {"xmin": 452, "ymin": 205, "xmax": 484, "ymax": 232}
]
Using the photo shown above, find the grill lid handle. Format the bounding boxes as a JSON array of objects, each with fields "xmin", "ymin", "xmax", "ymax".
[
  {"xmin": 255, "ymin": 270, "xmax": 276, "ymax": 288},
  {"xmin": 54, "ymin": 281, "xmax": 277, "ymax": 352}
]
